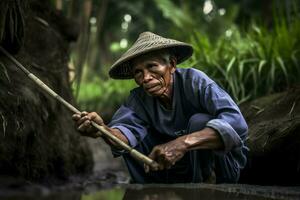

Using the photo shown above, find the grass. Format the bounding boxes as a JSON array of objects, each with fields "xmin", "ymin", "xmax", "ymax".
[
  {"xmin": 184, "ymin": 16, "xmax": 300, "ymax": 104},
  {"xmin": 75, "ymin": 12, "xmax": 300, "ymax": 114}
]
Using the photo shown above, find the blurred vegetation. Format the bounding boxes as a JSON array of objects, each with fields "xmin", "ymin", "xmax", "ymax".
[
  {"xmin": 81, "ymin": 188, "xmax": 124, "ymax": 200},
  {"xmin": 186, "ymin": 15, "xmax": 300, "ymax": 103},
  {"xmin": 53, "ymin": 0, "xmax": 300, "ymax": 117},
  {"xmin": 73, "ymin": 78, "xmax": 136, "ymax": 120}
]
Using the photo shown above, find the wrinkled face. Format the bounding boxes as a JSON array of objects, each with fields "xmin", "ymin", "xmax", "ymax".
[{"xmin": 132, "ymin": 52, "xmax": 176, "ymax": 97}]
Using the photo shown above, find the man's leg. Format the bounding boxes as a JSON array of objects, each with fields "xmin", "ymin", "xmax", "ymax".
[
  {"xmin": 122, "ymin": 113, "xmax": 239, "ymax": 183},
  {"xmin": 133, "ymin": 113, "xmax": 216, "ymax": 183},
  {"xmin": 186, "ymin": 113, "xmax": 240, "ymax": 183},
  {"xmin": 185, "ymin": 113, "xmax": 215, "ymax": 183},
  {"xmin": 214, "ymin": 152, "xmax": 240, "ymax": 183},
  {"xmin": 122, "ymin": 129, "xmax": 178, "ymax": 183}
]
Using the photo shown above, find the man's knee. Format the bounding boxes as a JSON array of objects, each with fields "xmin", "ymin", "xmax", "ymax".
[{"xmin": 187, "ymin": 113, "xmax": 214, "ymax": 133}]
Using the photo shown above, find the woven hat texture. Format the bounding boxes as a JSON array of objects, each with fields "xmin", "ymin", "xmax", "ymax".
[{"xmin": 109, "ymin": 32, "xmax": 193, "ymax": 79}]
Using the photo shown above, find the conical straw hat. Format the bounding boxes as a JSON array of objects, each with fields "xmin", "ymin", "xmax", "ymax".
[{"xmin": 109, "ymin": 32, "xmax": 193, "ymax": 79}]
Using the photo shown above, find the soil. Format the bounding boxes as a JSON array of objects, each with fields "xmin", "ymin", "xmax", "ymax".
[{"xmin": 239, "ymin": 86, "xmax": 300, "ymax": 185}]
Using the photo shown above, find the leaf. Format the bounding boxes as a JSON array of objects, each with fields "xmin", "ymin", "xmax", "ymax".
[
  {"xmin": 226, "ymin": 56, "xmax": 236, "ymax": 73},
  {"xmin": 291, "ymin": 51, "xmax": 300, "ymax": 76},
  {"xmin": 238, "ymin": 60, "xmax": 244, "ymax": 80},
  {"xmin": 154, "ymin": 0, "xmax": 193, "ymax": 28},
  {"xmin": 269, "ymin": 59, "xmax": 276, "ymax": 91},
  {"xmin": 214, "ymin": 62, "xmax": 226, "ymax": 78},
  {"xmin": 258, "ymin": 60, "xmax": 267, "ymax": 76},
  {"xmin": 276, "ymin": 56, "xmax": 288, "ymax": 83},
  {"xmin": 252, "ymin": 25, "xmax": 262, "ymax": 36}
]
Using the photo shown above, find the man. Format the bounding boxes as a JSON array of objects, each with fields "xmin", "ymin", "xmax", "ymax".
[{"xmin": 73, "ymin": 32, "xmax": 248, "ymax": 184}]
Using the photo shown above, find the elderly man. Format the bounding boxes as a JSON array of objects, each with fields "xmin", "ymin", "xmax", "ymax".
[{"xmin": 73, "ymin": 32, "xmax": 248, "ymax": 184}]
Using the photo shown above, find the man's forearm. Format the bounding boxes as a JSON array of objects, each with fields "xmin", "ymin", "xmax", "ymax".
[
  {"xmin": 101, "ymin": 126, "xmax": 129, "ymax": 148},
  {"xmin": 180, "ymin": 127, "xmax": 224, "ymax": 151}
]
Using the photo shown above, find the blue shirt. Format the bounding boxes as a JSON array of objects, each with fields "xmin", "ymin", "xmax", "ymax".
[{"xmin": 109, "ymin": 68, "xmax": 248, "ymax": 169}]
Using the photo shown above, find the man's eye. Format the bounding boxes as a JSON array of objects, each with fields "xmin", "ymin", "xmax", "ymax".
[
  {"xmin": 134, "ymin": 70, "xmax": 142, "ymax": 76},
  {"xmin": 148, "ymin": 64, "xmax": 157, "ymax": 69}
]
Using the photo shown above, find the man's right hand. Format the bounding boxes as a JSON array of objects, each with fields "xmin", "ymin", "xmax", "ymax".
[{"xmin": 72, "ymin": 111, "xmax": 104, "ymax": 138}]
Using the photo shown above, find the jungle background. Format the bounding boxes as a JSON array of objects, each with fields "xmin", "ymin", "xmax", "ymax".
[{"xmin": 0, "ymin": 0, "xmax": 300, "ymax": 192}]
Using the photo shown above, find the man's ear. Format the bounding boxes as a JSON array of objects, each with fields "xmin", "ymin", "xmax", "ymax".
[{"xmin": 170, "ymin": 56, "xmax": 177, "ymax": 73}]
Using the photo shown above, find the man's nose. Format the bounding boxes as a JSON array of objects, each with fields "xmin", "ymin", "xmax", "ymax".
[{"xmin": 143, "ymin": 70, "xmax": 152, "ymax": 83}]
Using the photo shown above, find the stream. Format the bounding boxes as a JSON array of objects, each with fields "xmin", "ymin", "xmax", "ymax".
[{"xmin": 1, "ymin": 178, "xmax": 300, "ymax": 200}]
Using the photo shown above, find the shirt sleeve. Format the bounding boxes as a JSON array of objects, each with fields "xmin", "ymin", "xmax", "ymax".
[
  {"xmin": 201, "ymin": 83, "xmax": 248, "ymax": 153},
  {"xmin": 108, "ymin": 105, "xmax": 148, "ymax": 156}
]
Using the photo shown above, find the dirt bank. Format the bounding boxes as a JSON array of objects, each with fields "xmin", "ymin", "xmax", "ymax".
[{"xmin": 240, "ymin": 86, "xmax": 300, "ymax": 185}]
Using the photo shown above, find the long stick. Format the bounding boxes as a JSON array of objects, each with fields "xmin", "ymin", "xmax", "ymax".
[{"xmin": 0, "ymin": 46, "xmax": 158, "ymax": 168}]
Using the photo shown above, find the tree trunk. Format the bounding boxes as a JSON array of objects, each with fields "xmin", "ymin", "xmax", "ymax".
[{"xmin": 0, "ymin": 0, "xmax": 93, "ymax": 181}]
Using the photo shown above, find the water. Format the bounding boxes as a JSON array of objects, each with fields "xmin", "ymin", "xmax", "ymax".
[{"xmin": 2, "ymin": 184, "xmax": 300, "ymax": 200}]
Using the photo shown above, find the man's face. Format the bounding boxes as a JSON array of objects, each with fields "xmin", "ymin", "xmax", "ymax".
[{"xmin": 132, "ymin": 52, "xmax": 176, "ymax": 97}]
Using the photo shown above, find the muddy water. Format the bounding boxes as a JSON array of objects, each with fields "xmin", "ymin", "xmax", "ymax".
[
  {"xmin": 122, "ymin": 184, "xmax": 300, "ymax": 200},
  {"xmin": 2, "ymin": 184, "xmax": 300, "ymax": 200}
]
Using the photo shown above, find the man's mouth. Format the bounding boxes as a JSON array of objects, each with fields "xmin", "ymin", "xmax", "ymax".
[
  {"xmin": 144, "ymin": 83, "xmax": 161, "ymax": 94},
  {"xmin": 147, "ymin": 86, "xmax": 160, "ymax": 93}
]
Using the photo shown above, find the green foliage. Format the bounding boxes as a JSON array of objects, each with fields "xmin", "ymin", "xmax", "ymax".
[
  {"xmin": 185, "ymin": 16, "xmax": 300, "ymax": 104},
  {"xmin": 154, "ymin": 0, "xmax": 193, "ymax": 28},
  {"xmin": 74, "ymin": 78, "xmax": 136, "ymax": 116},
  {"xmin": 70, "ymin": 0, "xmax": 300, "ymax": 114}
]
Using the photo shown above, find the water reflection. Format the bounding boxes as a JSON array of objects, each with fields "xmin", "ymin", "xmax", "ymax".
[
  {"xmin": 2, "ymin": 192, "xmax": 82, "ymax": 200},
  {"xmin": 3, "ymin": 184, "xmax": 300, "ymax": 200},
  {"xmin": 122, "ymin": 187, "xmax": 275, "ymax": 200},
  {"xmin": 2, "ymin": 189, "xmax": 124, "ymax": 200},
  {"xmin": 82, "ymin": 188, "xmax": 124, "ymax": 200}
]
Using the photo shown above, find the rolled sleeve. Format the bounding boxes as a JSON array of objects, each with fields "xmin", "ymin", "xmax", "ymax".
[
  {"xmin": 206, "ymin": 119, "xmax": 242, "ymax": 153},
  {"xmin": 201, "ymin": 83, "xmax": 248, "ymax": 153},
  {"xmin": 110, "ymin": 125, "xmax": 138, "ymax": 147},
  {"xmin": 108, "ymin": 105, "xmax": 148, "ymax": 157}
]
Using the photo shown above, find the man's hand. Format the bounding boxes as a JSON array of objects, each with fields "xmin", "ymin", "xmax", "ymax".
[
  {"xmin": 72, "ymin": 111, "xmax": 104, "ymax": 138},
  {"xmin": 144, "ymin": 137, "xmax": 187, "ymax": 173}
]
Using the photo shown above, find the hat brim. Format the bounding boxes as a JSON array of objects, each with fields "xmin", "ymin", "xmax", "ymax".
[{"xmin": 109, "ymin": 44, "xmax": 193, "ymax": 79}]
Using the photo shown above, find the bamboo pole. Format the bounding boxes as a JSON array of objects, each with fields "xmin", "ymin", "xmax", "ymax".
[{"xmin": 0, "ymin": 46, "xmax": 158, "ymax": 169}]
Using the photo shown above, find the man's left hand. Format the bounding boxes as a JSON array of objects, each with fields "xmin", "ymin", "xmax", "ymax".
[{"xmin": 144, "ymin": 137, "xmax": 187, "ymax": 172}]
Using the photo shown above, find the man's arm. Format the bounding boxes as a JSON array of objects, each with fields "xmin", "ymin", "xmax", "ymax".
[
  {"xmin": 145, "ymin": 127, "xmax": 223, "ymax": 172},
  {"xmin": 146, "ymin": 83, "xmax": 247, "ymax": 172},
  {"xmin": 183, "ymin": 127, "xmax": 224, "ymax": 150},
  {"xmin": 72, "ymin": 111, "xmax": 129, "ymax": 148}
]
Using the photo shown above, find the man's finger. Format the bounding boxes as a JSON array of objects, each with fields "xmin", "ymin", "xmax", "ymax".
[
  {"xmin": 72, "ymin": 114, "xmax": 81, "ymax": 121},
  {"xmin": 164, "ymin": 159, "xmax": 173, "ymax": 170},
  {"xmin": 157, "ymin": 163, "xmax": 164, "ymax": 171},
  {"xmin": 81, "ymin": 111, "xmax": 88, "ymax": 117},
  {"xmin": 77, "ymin": 115, "xmax": 91, "ymax": 126},
  {"xmin": 78, "ymin": 120, "xmax": 90, "ymax": 132},
  {"xmin": 148, "ymin": 152, "xmax": 155, "ymax": 160},
  {"xmin": 148, "ymin": 146, "xmax": 160, "ymax": 160},
  {"xmin": 144, "ymin": 164, "xmax": 150, "ymax": 173}
]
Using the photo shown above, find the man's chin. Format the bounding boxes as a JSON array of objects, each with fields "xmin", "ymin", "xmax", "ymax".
[
  {"xmin": 146, "ymin": 90, "xmax": 163, "ymax": 97},
  {"xmin": 146, "ymin": 92, "xmax": 160, "ymax": 97}
]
